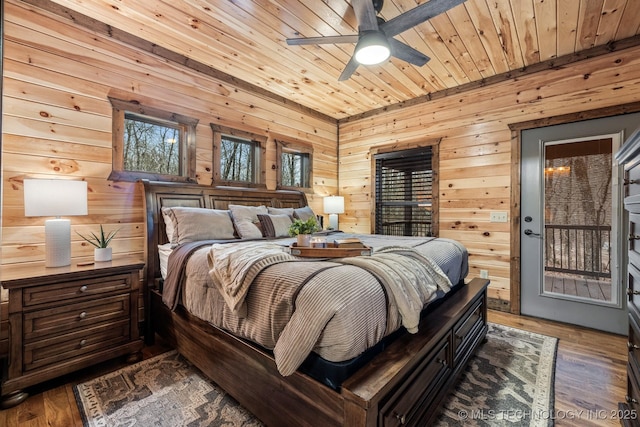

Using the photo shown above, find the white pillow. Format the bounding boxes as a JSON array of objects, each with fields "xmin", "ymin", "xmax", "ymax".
[
  {"xmin": 228, "ymin": 204, "xmax": 268, "ymax": 239},
  {"xmin": 161, "ymin": 207, "xmax": 236, "ymax": 244}
]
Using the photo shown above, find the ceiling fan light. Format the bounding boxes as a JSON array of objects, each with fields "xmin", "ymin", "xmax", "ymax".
[{"xmin": 354, "ymin": 31, "xmax": 390, "ymax": 65}]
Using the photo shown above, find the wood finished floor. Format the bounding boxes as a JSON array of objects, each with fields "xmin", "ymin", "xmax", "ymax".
[{"xmin": 0, "ymin": 311, "xmax": 628, "ymax": 427}]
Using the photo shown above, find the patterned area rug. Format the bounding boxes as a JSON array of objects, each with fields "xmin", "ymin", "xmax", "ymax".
[
  {"xmin": 436, "ymin": 323, "xmax": 558, "ymax": 427},
  {"xmin": 74, "ymin": 323, "xmax": 557, "ymax": 427}
]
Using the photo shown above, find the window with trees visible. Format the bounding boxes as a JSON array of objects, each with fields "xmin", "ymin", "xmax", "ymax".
[
  {"xmin": 211, "ymin": 124, "xmax": 266, "ymax": 186},
  {"xmin": 276, "ymin": 139, "xmax": 313, "ymax": 189},
  {"xmin": 109, "ymin": 98, "xmax": 197, "ymax": 182}
]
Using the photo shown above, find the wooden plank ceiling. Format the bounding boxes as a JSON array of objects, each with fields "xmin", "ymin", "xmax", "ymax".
[{"xmin": 44, "ymin": 0, "xmax": 640, "ymax": 120}]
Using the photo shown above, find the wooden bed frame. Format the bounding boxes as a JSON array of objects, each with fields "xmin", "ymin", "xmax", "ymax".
[{"xmin": 141, "ymin": 180, "xmax": 489, "ymax": 426}]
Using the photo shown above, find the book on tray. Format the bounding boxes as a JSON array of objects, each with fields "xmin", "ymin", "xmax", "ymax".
[{"xmin": 333, "ymin": 238, "xmax": 365, "ymax": 248}]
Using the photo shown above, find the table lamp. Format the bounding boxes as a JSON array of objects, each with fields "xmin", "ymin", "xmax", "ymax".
[
  {"xmin": 24, "ymin": 179, "xmax": 88, "ymax": 267},
  {"xmin": 323, "ymin": 195, "xmax": 344, "ymax": 230}
]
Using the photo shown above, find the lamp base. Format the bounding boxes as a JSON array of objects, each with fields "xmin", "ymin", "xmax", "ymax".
[
  {"xmin": 328, "ymin": 214, "xmax": 339, "ymax": 230},
  {"xmin": 45, "ymin": 218, "xmax": 71, "ymax": 267}
]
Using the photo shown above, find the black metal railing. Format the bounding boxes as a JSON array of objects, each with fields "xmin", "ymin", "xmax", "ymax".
[
  {"xmin": 380, "ymin": 220, "xmax": 432, "ymax": 237},
  {"xmin": 544, "ymin": 224, "xmax": 611, "ymax": 279}
]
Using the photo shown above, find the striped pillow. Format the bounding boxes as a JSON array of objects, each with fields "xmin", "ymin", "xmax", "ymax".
[{"xmin": 257, "ymin": 214, "xmax": 293, "ymax": 238}]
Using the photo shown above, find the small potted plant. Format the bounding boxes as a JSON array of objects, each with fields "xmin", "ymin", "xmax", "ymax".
[
  {"xmin": 76, "ymin": 225, "xmax": 119, "ymax": 262},
  {"xmin": 288, "ymin": 217, "xmax": 319, "ymax": 247}
]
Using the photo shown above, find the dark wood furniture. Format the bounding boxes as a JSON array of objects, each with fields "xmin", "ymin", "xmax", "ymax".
[
  {"xmin": 0, "ymin": 257, "xmax": 144, "ymax": 409},
  {"xmin": 617, "ymin": 128, "xmax": 640, "ymax": 426},
  {"xmin": 142, "ymin": 179, "xmax": 489, "ymax": 426}
]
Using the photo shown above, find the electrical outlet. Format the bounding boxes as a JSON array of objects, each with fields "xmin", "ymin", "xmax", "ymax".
[
  {"xmin": 490, "ymin": 211, "xmax": 508, "ymax": 223},
  {"xmin": 480, "ymin": 269, "xmax": 489, "ymax": 279}
]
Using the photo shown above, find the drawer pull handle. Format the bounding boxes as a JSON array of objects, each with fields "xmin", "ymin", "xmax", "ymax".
[
  {"xmin": 628, "ymin": 289, "xmax": 640, "ymax": 296},
  {"xmin": 79, "ymin": 311, "xmax": 87, "ymax": 319},
  {"xmin": 625, "ymin": 179, "xmax": 638, "ymax": 186},
  {"xmin": 437, "ymin": 358, "xmax": 446, "ymax": 365},
  {"xmin": 629, "ymin": 342, "xmax": 640, "ymax": 351},
  {"xmin": 80, "ymin": 339, "xmax": 87, "ymax": 347},
  {"xmin": 79, "ymin": 285, "xmax": 88, "ymax": 293},
  {"xmin": 627, "ymin": 395, "xmax": 638, "ymax": 404},
  {"xmin": 394, "ymin": 413, "xmax": 406, "ymax": 425}
]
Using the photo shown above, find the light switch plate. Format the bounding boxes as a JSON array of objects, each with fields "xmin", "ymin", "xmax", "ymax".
[{"xmin": 490, "ymin": 211, "xmax": 508, "ymax": 223}]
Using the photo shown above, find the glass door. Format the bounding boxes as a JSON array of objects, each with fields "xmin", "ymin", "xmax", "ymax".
[
  {"xmin": 542, "ymin": 138, "xmax": 614, "ymax": 304},
  {"xmin": 519, "ymin": 112, "xmax": 640, "ymax": 335}
]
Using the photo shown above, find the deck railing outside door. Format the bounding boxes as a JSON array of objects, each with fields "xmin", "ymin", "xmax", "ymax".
[{"xmin": 544, "ymin": 224, "xmax": 611, "ymax": 279}]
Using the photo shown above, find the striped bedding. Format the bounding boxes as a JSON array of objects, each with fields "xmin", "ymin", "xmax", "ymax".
[{"xmin": 162, "ymin": 233, "xmax": 468, "ymax": 376}]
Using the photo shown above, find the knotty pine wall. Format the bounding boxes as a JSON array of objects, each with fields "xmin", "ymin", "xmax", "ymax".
[
  {"xmin": 0, "ymin": 0, "xmax": 337, "ymax": 352},
  {"xmin": 1, "ymin": 0, "xmax": 338, "ymax": 267},
  {"xmin": 339, "ymin": 44, "xmax": 640, "ymax": 308}
]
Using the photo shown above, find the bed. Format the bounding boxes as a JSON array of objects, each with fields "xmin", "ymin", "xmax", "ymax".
[{"xmin": 141, "ymin": 179, "xmax": 489, "ymax": 426}]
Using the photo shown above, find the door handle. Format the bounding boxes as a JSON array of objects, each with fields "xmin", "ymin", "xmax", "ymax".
[{"xmin": 524, "ymin": 229, "xmax": 541, "ymax": 237}]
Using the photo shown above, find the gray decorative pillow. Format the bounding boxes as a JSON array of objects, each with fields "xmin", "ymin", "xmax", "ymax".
[
  {"xmin": 257, "ymin": 214, "xmax": 293, "ymax": 238},
  {"xmin": 161, "ymin": 207, "xmax": 236, "ymax": 244},
  {"xmin": 293, "ymin": 206, "xmax": 316, "ymax": 221},
  {"xmin": 268, "ymin": 207, "xmax": 294, "ymax": 216},
  {"xmin": 228, "ymin": 204, "xmax": 268, "ymax": 239}
]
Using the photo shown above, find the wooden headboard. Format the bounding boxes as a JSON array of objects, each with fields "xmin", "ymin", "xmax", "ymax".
[{"xmin": 140, "ymin": 179, "xmax": 308, "ymax": 292}]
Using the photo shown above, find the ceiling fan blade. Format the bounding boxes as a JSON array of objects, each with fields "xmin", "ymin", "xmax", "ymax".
[
  {"xmin": 352, "ymin": 0, "xmax": 379, "ymax": 32},
  {"xmin": 286, "ymin": 35, "xmax": 360, "ymax": 45},
  {"xmin": 381, "ymin": 0, "xmax": 467, "ymax": 38},
  {"xmin": 338, "ymin": 56, "xmax": 360, "ymax": 81},
  {"xmin": 389, "ymin": 39, "xmax": 430, "ymax": 66}
]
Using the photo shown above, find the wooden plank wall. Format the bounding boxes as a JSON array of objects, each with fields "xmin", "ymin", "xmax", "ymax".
[
  {"xmin": 0, "ymin": 1, "xmax": 337, "ymax": 352},
  {"xmin": 339, "ymin": 44, "xmax": 640, "ymax": 309},
  {"xmin": 1, "ymin": 0, "xmax": 337, "ymax": 266}
]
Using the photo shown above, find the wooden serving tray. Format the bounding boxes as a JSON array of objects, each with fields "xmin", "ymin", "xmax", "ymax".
[{"xmin": 288, "ymin": 242, "xmax": 372, "ymax": 258}]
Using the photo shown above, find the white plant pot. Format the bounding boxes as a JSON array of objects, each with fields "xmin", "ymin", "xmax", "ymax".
[
  {"xmin": 94, "ymin": 247, "xmax": 112, "ymax": 262},
  {"xmin": 297, "ymin": 234, "xmax": 311, "ymax": 247}
]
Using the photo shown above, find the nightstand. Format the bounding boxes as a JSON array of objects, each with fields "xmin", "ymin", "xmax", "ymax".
[{"xmin": 0, "ymin": 257, "xmax": 144, "ymax": 408}]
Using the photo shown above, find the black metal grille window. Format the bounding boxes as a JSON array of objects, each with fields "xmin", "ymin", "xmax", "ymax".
[{"xmin": 374, "ymin": 147, "xmax": 433, "ymax": 236}]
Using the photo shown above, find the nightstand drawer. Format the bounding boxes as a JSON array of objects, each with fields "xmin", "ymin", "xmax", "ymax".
[
  {"xmin": 23, "ymin": 294, "xmax": 130, "ymax": 342},
  {"xmin": 23, "ymin": 319, "xmax": 131, "ymax": 372},
  {"xmin": 22, "ymin": 273, "xmax": 132, "ymax": 307}
]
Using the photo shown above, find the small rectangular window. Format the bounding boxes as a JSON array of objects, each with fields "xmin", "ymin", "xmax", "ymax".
[
  {"xmin": 124, "ymin": 113, "xmax": 182, "ymax": 175},
  {"xmin": 276, "ymin": 139, "xmax": 313, "ymax": 190},
  {"xmin": 211, "ymin": 124, "xmax": 266, "ymax": 187},
  {"xmin": 220, "ymin": 135, "xmax": 259, "ymax": 182},
  {"xmin": 109, "ymin": 98, "xmax": 197, "ymax": 182},
  {"xmin": 281, "ymin": 151, "xmax": 310, "ymax": 187}
]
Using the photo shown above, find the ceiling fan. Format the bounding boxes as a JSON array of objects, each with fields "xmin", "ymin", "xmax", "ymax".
[{"xmin": 286, "ymin": 0, "xmax": 467, "ymax": 81}]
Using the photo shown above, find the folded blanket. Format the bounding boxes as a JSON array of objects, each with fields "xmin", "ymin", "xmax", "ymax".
[
  {"xmin": 335, "ymin": 246, "xmax": 451, "ymax": 333},
  {"xmin": 207, "ymin": 241, "xmax": 298, "ymax": 315}
]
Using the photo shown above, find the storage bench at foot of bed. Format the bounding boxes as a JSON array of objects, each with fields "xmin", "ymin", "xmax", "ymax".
[
  {"xmin": 341, "ymin": 277, "xmax": 488, "ymax": 427},
  {"xmin": 149, "ymin": 277, "xmax": 488, "ymax": 426}
]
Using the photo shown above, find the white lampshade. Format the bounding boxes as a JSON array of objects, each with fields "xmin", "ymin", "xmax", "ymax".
[
  {"xmin": 324, "ymin": 196, "xmax": 345, "ymax": 214},
  {"xmin": 324, "ymin": 196, "xmax": 344, "ymax": 230},
  {"xmin": 24, "ymin": 179, "xmax": 88, "ymax": 267}
]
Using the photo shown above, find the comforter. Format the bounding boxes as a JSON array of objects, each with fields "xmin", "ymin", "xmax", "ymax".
[{"xmin": 162, "ymin": 234, "xmax": 468, "ymax": 376}]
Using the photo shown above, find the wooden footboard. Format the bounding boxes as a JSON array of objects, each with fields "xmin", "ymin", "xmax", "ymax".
[{"xmin": 150, "ymin": 277, "xmax": 489, "ymax": 426}]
